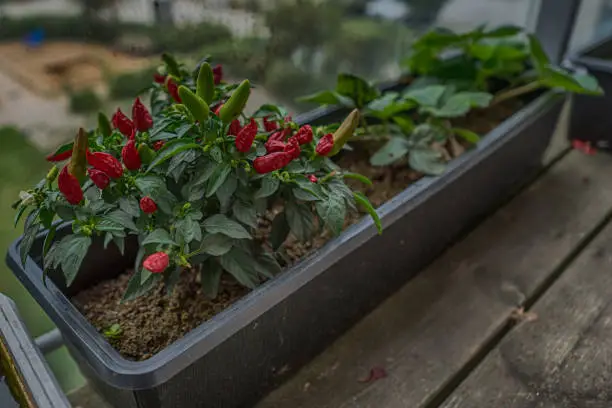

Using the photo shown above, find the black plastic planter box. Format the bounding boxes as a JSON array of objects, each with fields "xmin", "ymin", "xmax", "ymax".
[
  {"xmin": 0, "ymin": 294, "xmax": 70, "ymax": 408},
  {"xmin": 7, "ymin": 90, "xmax": 563, "ymax": 408},
  {"xmin": 568, "ymin": 36, "xmax": 612, "ymax": 150}
]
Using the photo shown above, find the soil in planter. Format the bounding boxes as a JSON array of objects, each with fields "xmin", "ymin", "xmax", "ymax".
[{"xmin": 73, "ymin": 98, "xmax": 523, "ymax": 361}]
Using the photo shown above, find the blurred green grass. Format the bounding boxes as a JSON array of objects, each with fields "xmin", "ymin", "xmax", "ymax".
[{"xmin": 0, "ymin": 127, "xmax": 84, "ymax": 392}]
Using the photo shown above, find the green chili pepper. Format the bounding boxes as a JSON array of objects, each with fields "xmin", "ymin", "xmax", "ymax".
[
  {"xmin": 46, "ymin": 165, "xmax": 59, "ymax": 183},
  {"xmin": 98, "ymin": 112, "xmax": 112, "ymax": 137},
  {"xmin": 196, "ymin": 62, "xmax": 215, "ymax": 105},
  {"xmin": 178, "ymin": 85, "xmax": 210, "ymax": 124},
  {"xmin": 138, "ymin": 144, "xmax": 156, "ymax": 165},
  {"xmin": 69, "ymin": 128, "xmax": 88, "ymax": 180},
  {"xmin": 162, "ymin": 53, "xmax": 181, "ymax": 78},
  {"xmin": 329, "ymin": 109, "xmax": 361, "ymax": 156},
  {"xmin": 219, "ymin": 79, "xmax": 250, "ymax": 124}
]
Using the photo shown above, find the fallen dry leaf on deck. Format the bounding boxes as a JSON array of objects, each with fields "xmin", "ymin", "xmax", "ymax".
[{"xmin": 358, "ymin": 366, "xmax": 388, "ymax": 383}]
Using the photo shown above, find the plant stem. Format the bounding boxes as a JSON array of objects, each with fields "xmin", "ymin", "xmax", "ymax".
[
  {"xmin": 491, "ymin": 81, "xmax": 543, "ymax": 106},
  {"xmin": 360, "ymin": 113, "xmax": 370, "ymax": 134}
]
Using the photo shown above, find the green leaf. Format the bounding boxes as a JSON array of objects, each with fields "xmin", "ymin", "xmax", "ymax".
[
  {"xmin": 232, "ymin": 201, "xmax": 258, "ymax": 228},
  {"xmin": 176, "ymin": 217, "xmax": 202, "ymax": 244},
  {"xmin": 453, "ymin": 128, "xmax": 481, "ymax": 144},
  {"xmin": 113, "ymin": 235, "xmax": 125, "ymax": 255},
  {"xmin": 292, "ymin": 187, "xmax": 319, "ymax": 202},
  {"xmin": 253, "ymin": 252, "xmax": 281, "ymax": 278},
  {"xmin": 135, "ymin": 175, "xmax": 167, "ymax": 197},
  {"xmin": 118, "ymin": 197, "xmax": 140, "ymax": 217},
  {"xmin": 270, "ymin": 212, "xmax": 289, "ymax": 250},
  {"xmin": 219, "ymin": 248, "xmax": 259, "ymax": 288},
  {"xmin": 142, "ymin": 229, "xmax": 176, "ymax": 246},
  {"xmin": 370, "ymin": 137, "xmax": 410, "ymax": 166},
  {"xmin": 182, "ymin": 161, "xmax": 217, "ymax": 201},
  {"xmin": 336, "ymin": 73, "xmax": 379, "ymax": 108},
  {"xmin": 164, "ymin": 266, "xmax": 182, "ymax": 296},
  {"xmin": 366, "ymin": 93, "xmax": 416, "ymax": 120},
  {"xmin": 353, "ymin": 192, "xmax": 382, "ymax": 234},
  {"xmin": 540, "ymin": 66, "xmax": 604, "ymax": 94},
  {"xmin": 60, "ymin": 235, "xmax": 92, "ymax": 286},
  {"xmin": 200, "ymin": 233, "xmax": 233, "ymax": 256},
  {"xmin": 43, "ymin": 225, "xmax": 57, "ymax": 257},
  {"xmin": 103, "ymin": 210, "xmax": 138, "ymax": 232},
  {"xmin": 485, "ymin": 25, "xmax": 522, "ymax": 38},
  {"xmin": 404, "ymin": 85, "xmax": 447, "ymax": 107},
  {"xmin": 408, "ymin": 148, "xmax": 447, "ymax": 176},
  {"xmin": 342, "ymin": 172, "xmax": 372, "ymax": 186},
  {"xmin": 202, "ymin": 214, "xmax": 252, "ymax": 239},
  {"xmin": 527, "ymin": 33, "xmax": 550, "ymax": 72},
  {"xmin": 146, "ymin": 141, "xmax": 201, "ymax": 172},
  {"xmin": 392, "ymin": 115, "xmax": 415, "ymax": 135},
  {"xmin": 297, "ymin": 90, "xmax": 342, "ymax": 105},
  {"xmin": 20, "ymin": 210, "xmax": 40, "ymax": 266},
  {"xmin": 286, "ymin": 201, "xmax": 315, "ymax": 241},
  {"xmin": 200, "ymin": 261, "xmax": 223, "ymax": 298},
  {"xmin": 572, "ymin": 72, "xmax": 603, "ymax": 95},
  {"xmin": 210, "ymin": 146, "xmax": 223, "ymax": 163},
  {"xmin": 140, "ymin": 267, "xmax": 153, "ymax": 285},
  {"xmin": 255, "ymin": 176, "xmax": 280, "ymax": 199},
  {"xmin": 316, "ymin": 196, "xmax": 346, "ymax": 236},
  {"xmin": 215, "ymin": 173, "xmax": 237, "ymax": 212},
  {"xmin": 252, "ymin": 103, "xmax": 288, "ymax": 119},
  {"xmin": 206, "ymin": 163, "xmax": 232, "ymax": 197},
  {"xmin": 122, "ymin": 269, "xmax": 162, "ymax": 302},
  {"xmin": 168, "ymin": 149, "xmax": 199, "ymax": 182},
  {"xmin": 424, "ymin": 92, "xmax": 493, "ymax": 118}
]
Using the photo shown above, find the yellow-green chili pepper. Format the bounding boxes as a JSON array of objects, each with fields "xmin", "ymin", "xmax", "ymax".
[
  {"xmin": 178, "ymin": 86, "xmax": 210, "ymax": 124},
  {"xmin": 196, "ymin": 62, "xmax": 215, "ymax": 105},
  {"xmin": 329, "ymin": 109, "xmax": 361, "ymax": 156},
  {"xmin": 219, "ymin": 79, "xmax": 250, "ymax": 124},
  {"xmin": 69, "ymin": 128, "xmax": 88, "ymax": 180},
  {"xmin": 98, "ymin": 112, "xmax": 112, "ymax": 137}
]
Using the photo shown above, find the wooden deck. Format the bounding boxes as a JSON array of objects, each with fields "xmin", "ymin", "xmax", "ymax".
[{"xmin": 70, "ymin": 104, "xmax": 612, "ymax": 408}]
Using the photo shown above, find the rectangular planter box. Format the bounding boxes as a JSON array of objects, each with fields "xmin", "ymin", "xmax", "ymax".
[
  {"xmin": 568, "ymin": 36, "xmax": 612, "ymax": 150},
  {"xmin": 6, "ymin": 90, "xmax": 564, "ymax": 408},
  {"xmin": 0, "ymin": 294, "xmax": 70, "ymax": 408}
]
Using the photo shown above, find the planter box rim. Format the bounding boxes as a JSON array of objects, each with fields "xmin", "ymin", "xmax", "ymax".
[{"xmin": 5, "ymin": 89, "xmax": 563, "ymax": 390}]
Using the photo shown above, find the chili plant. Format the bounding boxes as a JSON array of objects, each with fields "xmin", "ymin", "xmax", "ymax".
[{"xmin": 14, "ymin": 55, "xmax": 381, "ymax": 301}]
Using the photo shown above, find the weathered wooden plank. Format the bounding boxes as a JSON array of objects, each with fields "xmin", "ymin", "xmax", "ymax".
[
  {"xmin": 441, "ymin": 219, "xmax": 612, "ymax": 408},
  {"xmin": 257, "ymin": 150, "xmax": 612, "ymax": 408}
]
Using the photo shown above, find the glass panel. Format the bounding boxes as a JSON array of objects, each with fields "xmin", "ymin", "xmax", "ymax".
[{"xmin": 569, "ymin": 0, "xmax": 612, "ymax": 51}]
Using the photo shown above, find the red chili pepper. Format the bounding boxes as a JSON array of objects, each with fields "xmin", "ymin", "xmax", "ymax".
[
  {"xmin": 213, "ymin": 104, "xmax": 223, "ymax": 116},
  {"xmin": 112, "ymin": 108, "xmax": 134, "ymax": 138},
  {"xmin": 308, "ymin": 174, "xmax": 318, "ymax": 183},
  {"xmin": 228, "ymin": 119, "xmax": 242, "ymax": 136},
  {"xmin": 132, "ymin": 97, "xmax": 153, "ymax": 132},
  {"xmin": 213, "ymin": 64, "xmax": 223, "ymax": 85},
  {"xmin": 140, "ymin": 196, "xmax": 157, "ymax": 214},
  {"xmin": 263, "ymin": 116, "xmax": 278, "ymax": 132},
  {"xmin": 143, "ymin": 252, "xmax": 169, "ymax": 273},
  {"xmin": 86, "ymin": 151, "xmax": 123, "ymax": 179},
  {"xmin": 315, "ymin": 133, "xmax": 334, "ymax": 156},
  {"xmin": 284, "ymin": 136, "xmax": 301, "ymax": 159},
  {"xmin": 87, "ymin": 168, "xmax": 110, "ymax": 190},
  {"xmin": 167, "ymin": 78, "xmax": 182, "ymax": 103},
  {"xmin": 153, "ymin": 73, "xmax": 166, "ymax": 84},
  {"xmin": 58, "ymin": 165, "xmax": 83, "ymax": 205},
  {"xmin": 572, "ymin": 139, "xmax": 596, "ymax": 155},
  {"xmin": 295, "ymin": 125, "xmax": 313, "ymax": 145},
  {"xmin": 153, "ymin": 140, "xmax": 165, "ymax": 151},
  {"xmin": 122, "ymin": 140, "xmax": 142, "ymax": 171},
  {"xmin": 253, "ymin": 152, "xmax": 293, "ymax": 174},
  {"xmin": 265, "ymin": 139, "xmax": 286, "ymax": 153},
  {"xmin": 46, "ymin": 148, "xmax": 73, "ymax": 162},
  {"xmin": 235, "ymin": 118, "xmax": 258, "ymax": 153}
]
